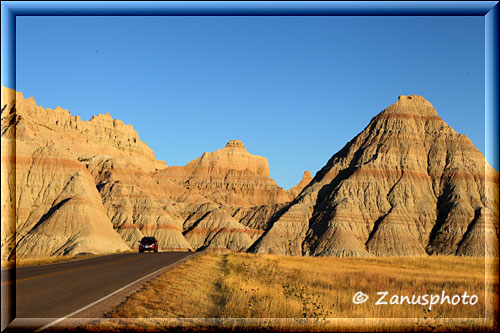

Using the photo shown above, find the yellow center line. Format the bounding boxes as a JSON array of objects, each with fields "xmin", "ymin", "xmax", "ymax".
[{"xmin": 1, "ymin": 255, "xmax": 141, "ymax": 285}]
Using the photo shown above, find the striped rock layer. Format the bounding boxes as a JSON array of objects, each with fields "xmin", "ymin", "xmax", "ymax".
[
  {"xmin": 287, "ymin": 170, "xmax": 313, "ymax": 199},
  {"xmin": 1, "ymin": 86, "xmax": 296, "ymax": 259},
  {"xmin": 1, "ymin": 87, "xmax": 133, "ymax": 259},
  {"xmin": 250, "ymin": 95, "xmax": 499, "ymax": 257},
  {"xmin": 2, "ymin": 87, "xmax": 496, "ymax": 259}
]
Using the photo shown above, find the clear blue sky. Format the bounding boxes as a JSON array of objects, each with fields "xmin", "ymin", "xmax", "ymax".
[{"xmin": 14, "ymin": 15, "xmax": 489, "ymax": 189}]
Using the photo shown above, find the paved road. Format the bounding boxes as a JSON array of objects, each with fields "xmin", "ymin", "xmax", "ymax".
[{"xmin": 1, "ymin": 252, "xmax": 194, "ymax": 331}]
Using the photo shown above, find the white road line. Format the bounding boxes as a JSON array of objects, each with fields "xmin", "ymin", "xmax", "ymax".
[{"xmin": 35, "ymin": 254, "xmax": 194, "ymax": 332}]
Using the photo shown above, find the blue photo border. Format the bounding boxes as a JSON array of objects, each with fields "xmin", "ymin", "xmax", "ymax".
[{"xmin": 1, "ymin": 1, "xmax": 499, "ymax": 331}]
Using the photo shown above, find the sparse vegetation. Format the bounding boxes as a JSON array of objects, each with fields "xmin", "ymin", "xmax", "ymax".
[
  {"xmin": 84, "ymin": 253, "xmax": 497, "ymax": 331},
  {"xmin": 1, "ymin": 254, "xmax": 94, "ymax": 268},
  {"xmin": 1, "ymin": 250, "xmax": 133, "ymax": 268}
]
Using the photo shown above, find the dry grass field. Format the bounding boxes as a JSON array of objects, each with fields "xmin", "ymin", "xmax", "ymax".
[
  {"xmin": 1, "ymin": 250, "xmax": 135, "ymax": 268},
  {"xmin": 80, "ymin": 252, "xmax": 498, "ymax": 332},
  {"xmin": 1, "ymin": 254, "xmax": 97, "ymax": 268}
]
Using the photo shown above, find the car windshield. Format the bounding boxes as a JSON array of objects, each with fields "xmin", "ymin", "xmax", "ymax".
[{"xmin": 141, "ymin": 237, "xmax": 156, "ymax": 243}]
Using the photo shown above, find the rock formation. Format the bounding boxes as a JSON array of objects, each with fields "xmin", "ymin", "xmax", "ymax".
[
  {"xmin": 2, "ymin": 87, "xmax": 497, "ymax": 259},
  {"xmin": 287, "ymin": 171, "xmax": 313, "ymax": 199},
  {"xmin": 1, "ymin": 87, "xmax": 131, "ymax": 259},
  {"xmin": 157, "ymin": 140, "xmax": 291, "ymax": 207},
  {"xmin": 83, "ymin": 138, "xmax": 291, "ymax": 252},
  {"xmin": 1, "ymin": 86, "xmax": 292, "ymax": 258},
  {"xmin": 182, "ymin": 204, "xmax": 254, "ymax": 252},
  {"xmin": 250, "ymin": 95, "xmax": 499, "ymax": 257},
  {"xmin": 83, "ymin": 156, "xmax": 193, "ymax": 252}
]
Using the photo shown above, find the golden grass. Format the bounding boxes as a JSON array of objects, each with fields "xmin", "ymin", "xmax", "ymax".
[
  {"xmin": 110, "ymin": 252, "xmax": 224, "ymax": 318},
  {"xmin": 81, "ymin": 253, "xmax": 498, "ymax": 332},
  {"xmin": 1, "ymin": 250, "xmax": 133, "ymax": 268},
  {"xmin": 1, "ymin": 254, "xmax": 95, "ymax": 268}
]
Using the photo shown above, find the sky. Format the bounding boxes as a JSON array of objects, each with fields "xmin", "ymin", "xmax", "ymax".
[{"xmin": 14, "ymin": 15, "xmax": 489, "ymax": 189}]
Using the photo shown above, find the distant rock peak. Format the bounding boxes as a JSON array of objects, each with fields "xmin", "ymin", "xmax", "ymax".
[
  {"xmin": 89, "ymin": 112, "xmax": 115, "ymax": 126},
  {"xmin": 252, "ymin": 94, "xmax": 498, "ymax": 258},
  {"xmin": 382, "ymin": 94, "xmax": 438, "ymax": 117},
  {"xmin": 397, "ymin": 94, "xmax": 426, "ymax": 101},
  {"xmin": 90, "ymin": 112, "xmax": 112, "ymax": 120},
  {"xmin": 184, "ymin": 139, "xmax": 271, "ymax": 179},
  {"xmin": 225, "ymin": 140, "xmax": 246, "ymax": 149},
  {"xmin": 287, "ymin": 170, "xmax": 314, "ymax": 199}
]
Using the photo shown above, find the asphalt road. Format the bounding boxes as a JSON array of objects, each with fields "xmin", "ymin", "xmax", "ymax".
[{"xmin": 1, "ymin": 252, "xmax": 194, "ymax": 331}]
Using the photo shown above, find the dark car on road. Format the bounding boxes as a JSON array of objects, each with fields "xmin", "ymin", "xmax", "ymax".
[{"xmin": 139, "ymin": 237, "xmax": 159, "ymax": 253}]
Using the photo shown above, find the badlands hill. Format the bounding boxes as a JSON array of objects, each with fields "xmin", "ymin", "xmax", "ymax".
[
  {"xmin": 287, "ymin": 171, "xmax": 313, "ymax": 198},
  {"xmin": 1, "ymin": 86, "xmax": 300, "ymax": 259},
  {"xmin": 1, "ymin": 87, "xmax": 497, "ymax": 259},
  {"xmin": 250, "ymin": 95, "xmax": 499, "ymax": 257},
  {"xmin": 157, "ymin": 139, "xmax": 291, "ymax": 207}
]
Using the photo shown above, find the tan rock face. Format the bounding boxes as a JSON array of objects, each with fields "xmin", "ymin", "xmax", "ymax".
[
  {"xmin": 85, "ymin": 138, "xmax": 292, "ymax": 252},
  {"xmin": 1, "ymin": 87, "xmax": 292, "ymax": 258},
  {"xmin": 251, "ymin": 95, "xmax": 499, "ymax": 257},
  {"xmin": 287, "ymin": 171, "xmax": 313, "ymax": 199},
  {"xmin": 1, "ymin": 86, "xmax": 165, "ymax": 258},
  {"xmin": 1, "ymin": 90, "xmax": 131, "ymax": 258},
  {"xmin": 1, "ymin": 88, "xmax": 18, "ymax": 259},
  {"xmin": 182, "ymin": 205, "xmax": 254, "ymax": 252},
  {"xmin": 156, "ymin": 140, "xmax": 291, "ymax": 207},
  {"xmin": 192, "ymin": 139, "xmax": 269, "ymax": 177},
  {"xmin": 82, "ymin": 156, "xmax": 193, "ymax": 252},
  {"xmin": 3, "ymin": 88, "xmax": 496, "ymax": 259},
  {"xmin": 2, "ymin": 88, "xmax": 166, "ymax": 172}
]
